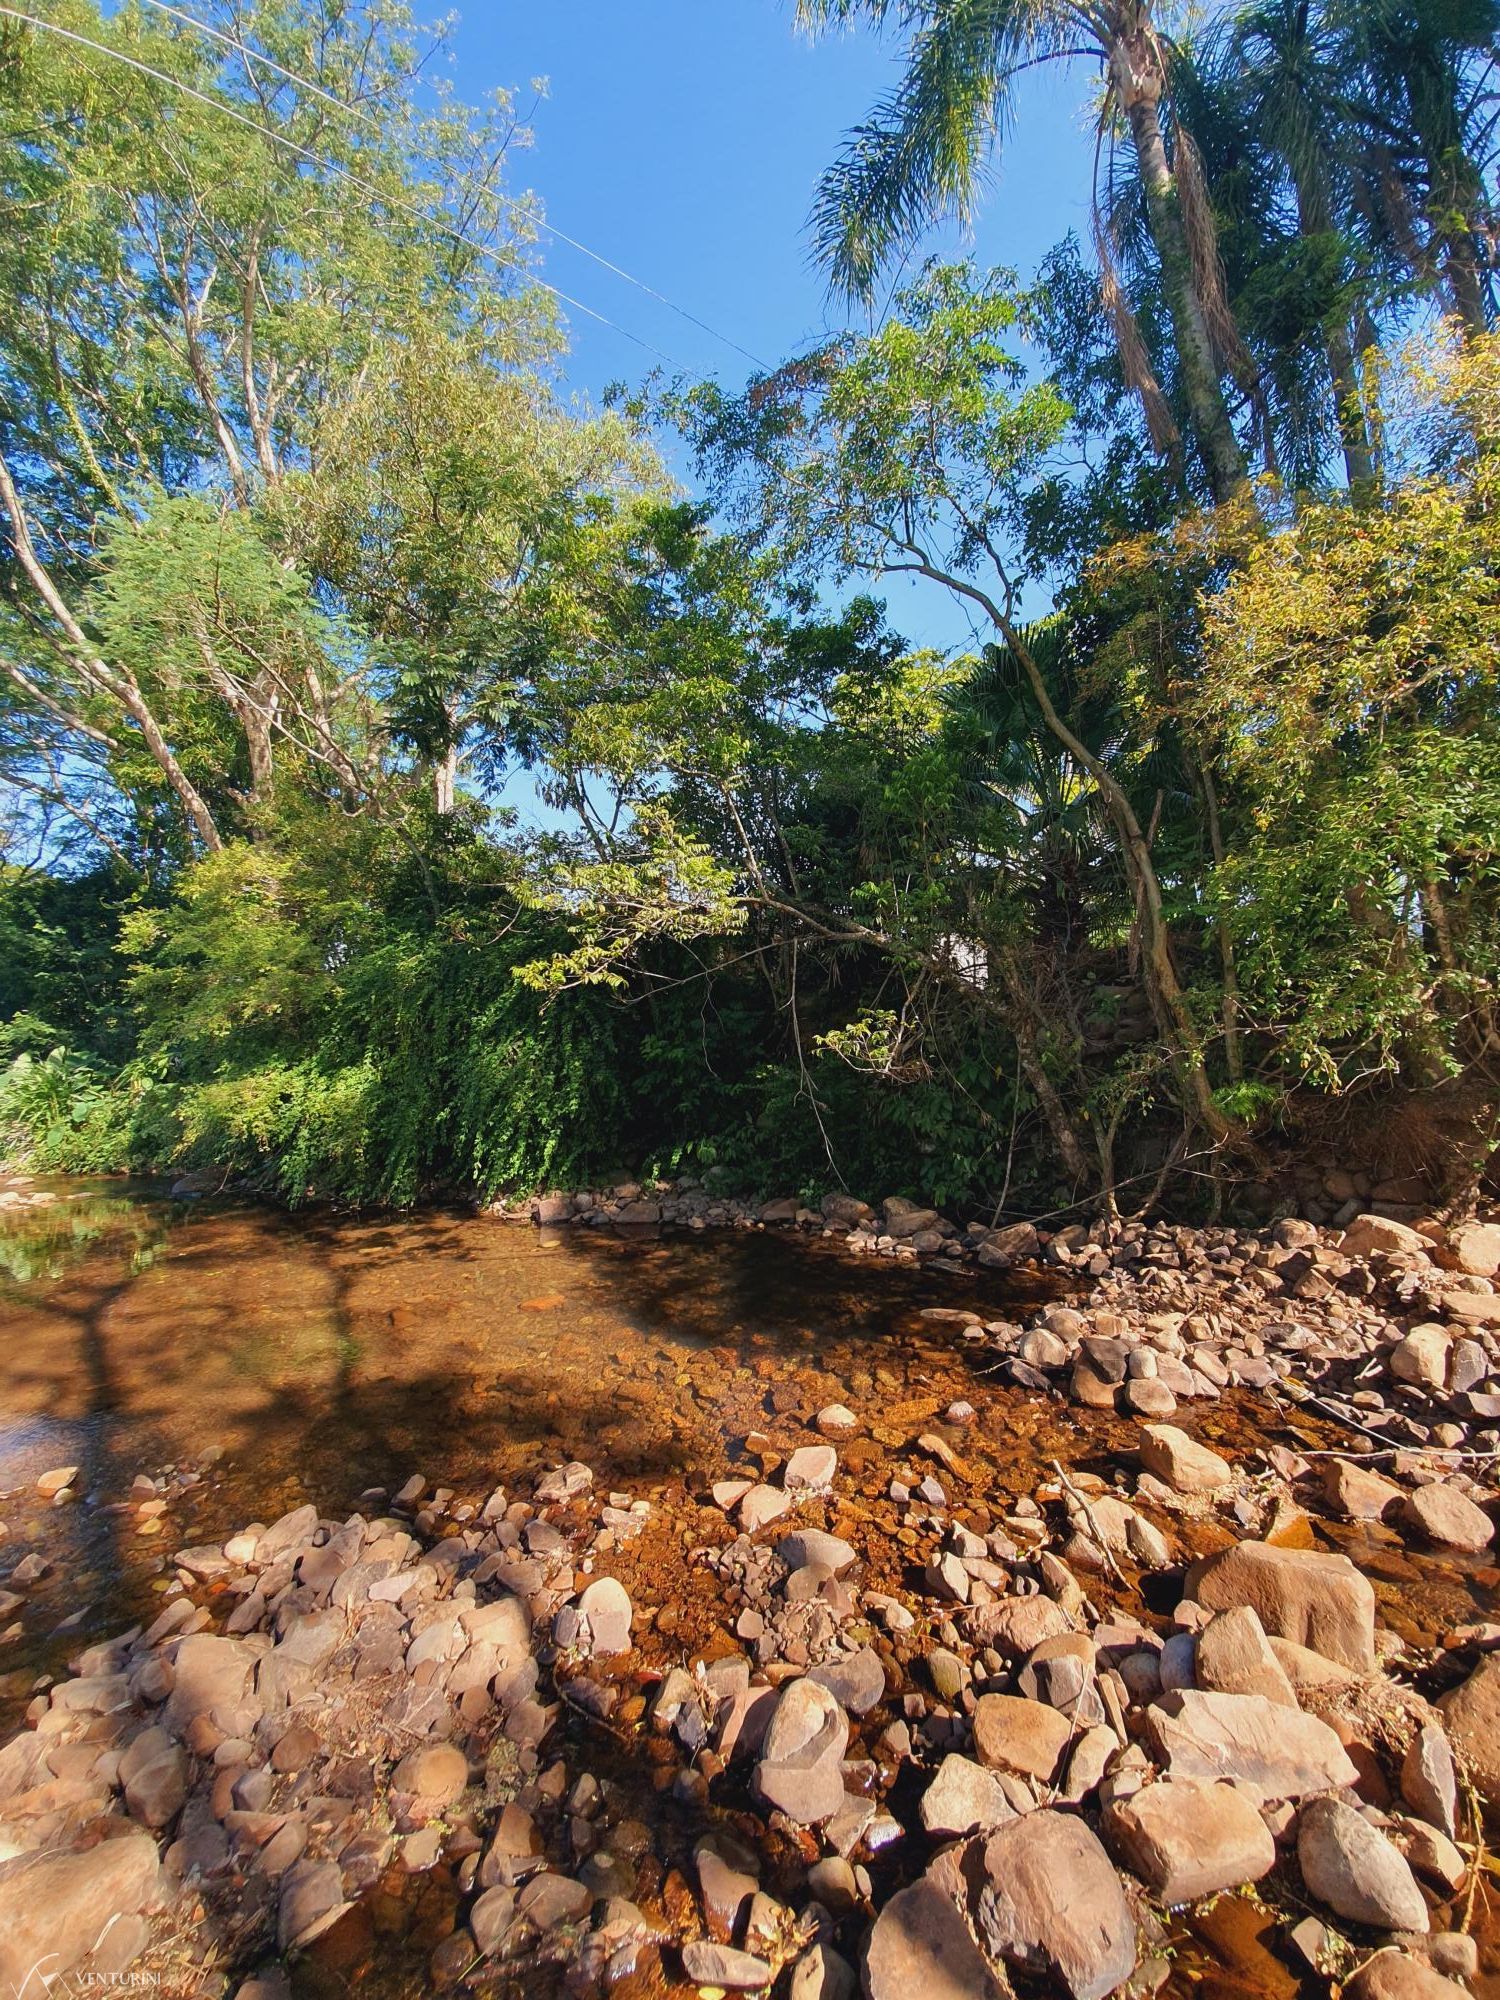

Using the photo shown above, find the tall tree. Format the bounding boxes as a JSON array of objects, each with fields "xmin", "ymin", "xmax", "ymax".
[
  {"xmin": 0, "ymin": 0, "xmax": 547, "ymax": 851},
  {"xmin": 1335, "ymin": 0, "xmax": 1499, "ymax": 336},
  {"xmin": 1225, "ymin": 0, "xmax": 1379, "ymax": 489},
  {"xmin": 799, "ymin": 0, "xmax": 1251, "ymax": 500}
]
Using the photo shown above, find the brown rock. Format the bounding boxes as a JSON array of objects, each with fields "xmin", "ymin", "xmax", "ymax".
[
  {"xmin": 977, "ymin": 1811, "xmax": 1137, "ymax": 2000},
  {"xmin": 681, "ymin": 1942, "xmax": 774, "ymax": 1990},
  {"xmin": 1296, "ymin": 1795, "xmax": 1429, "ymax": 1933},
  {"xmin": 965, "ymin": 1596, "xmax": 1074, "ymax": 1658},
  {"xmin": 165, "ymin": 1633, "xmax": 257, "ymax": 1733},
  {"xmin": 971, "ymin": 1694, "xmax": 1074, "ymax": 1783},
  {"xmin": 278, "ymin": 1857, "xmax": 350, "ymax": 1951},
  {"xmin": 1195, "ymin": 1607, "xmax": 1299, "ymax": 1708},
  {"xmin": 1400, "ymin": 1484, "xmax": 1493, "ymax": 1552},
  {"xmin": 1450, "ymin": 1223, "xmax": 1500, "ymax": 1278},
  {"xmin": 1400, "ymin": 1723, "xmax": 1458, "ymax": 1839},
  {"xmin": 119, "ymin": 1725, "xmax": 188, "ymax": 1827},
  {"xmin": 1104, "ymin": 1777, "xmax": 1276, "ymax": 1904},
  {"xmin": 1341, "ymin": 1215, "xmax": 1430, "ymax": 1258},
  {"xmin": 1267, "ymin": 1637, "xmax": 1358, "ymax": 1690},
  {"xmin": 0, "ymin": 1831, "xmax": 160, "ymax": 1995},
  {"xmin": 918, "ymin": 1755, "xmax": 1016, "ymax": 1840},
  {"xmin": 753, "ymin": 1678, "xmax": 848, "ymax": 1825},
  {"xmin": 1138, "ymin": 1425, "xmax": 1232, "ymax": 1495},
  {"xmin": 863, "ymin": 1875, "xmax": 1008, "ymax": 2000},
  {"xmin": 1390, "ymin": 1327, "xmax": 1451, "ymax": 1391},
  {"xmin": 1345, "ymin": 1950, "xmax": 1471, "ymax": 2000},
  {"xmin": 1436, "ymin": 1654, "xmax": 1500, "ymax": 1804},
  {"xmin": 1320, "ymin": 1460, "xmax": 1402, "ymax": 1522},
  {"xmin": 391, "ymin": 1742, "xmax": 468, "ymax": 1810},
  {"xmin": 1144, "ymin": 1689, "xmax": 1359, "ymax": 1802},
  {"xmin": 1185, "ymin": 1540, "xmax": 1375, "ymax": 1670}
]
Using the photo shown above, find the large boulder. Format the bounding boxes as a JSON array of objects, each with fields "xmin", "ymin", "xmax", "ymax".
[
  {"xmin": 1104, "ymin": 1777, "xmax": 1275, "ymax": 1905},
  {"xmin": 1185, "ymin": 1541, "xmax": 1376, "ymax": 1670},
  {"xmin": 863, "ymin": 1875, "xmax": 1008, "ymax": 2000},
  {"xmin": 976, "ymin": 1811, "xmax": 1138, "ymax": 2000},
  {"xmin": 1437, "ymin": 1654, "xmax": 1500, "ymax": 1805},
  {"xmin": 0, "ymin": 1831, "xmax": 160, "ymax": 1995},
  {"xmin": 1341, "ymin": 1214, "xmax": 1430, "ymax": 1258},
  {"xmin": 1297, "ymin": 1795, "xmax": 1429, "ymax": 1933},
  {"xmin": 1144, "ymin": 1689, "xmax": 1359, "ymax": 1802}
]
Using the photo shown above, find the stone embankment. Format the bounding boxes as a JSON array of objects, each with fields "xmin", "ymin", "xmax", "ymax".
[{"xmin": 1, "ymin": 1200, "xmax": 1498, "ymax": 1998}]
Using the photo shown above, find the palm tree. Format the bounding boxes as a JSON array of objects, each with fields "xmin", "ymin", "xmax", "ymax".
[
  {"xmin": 1226, "ymin": 0, "xmax": 1379, "ymax": 490},
  {"xmin": 1334, "ymin": 0, "xmax": 1499, "ymax": 337},
  {"xmin": 799, "ymin": 0, "xmax": 1251, "ymax": 500}
]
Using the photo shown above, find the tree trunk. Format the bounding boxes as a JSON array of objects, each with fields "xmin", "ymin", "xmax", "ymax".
[
  {"xmin": 1190, "ymin": 750, "xmax": 1244, "ymax": 1082},
  {"xmin": 0, "ymin": 448, "xmax": 223, "ymax": 853},
  {"xmin": 1113, "ymin": 41, "xmax": 1247, "ymax": 502},
  {"xmin": 993, "ymin": 952, "xmax": 1091, "ymax": 1184},
  {"xmin": 1286, "ymin": 154, "xmax": 1377, "ymax": 493},
  {"xmin": 1325, "ymin": 320, "xmax": 1377, "ymax": 494},
  {"xmin": 434, "ymin": 745, "xmax": 458, "ymax": 816},
  {"xmin": 1001, "ymin": 620, "xmax": 1231, "ymax": 1139}
]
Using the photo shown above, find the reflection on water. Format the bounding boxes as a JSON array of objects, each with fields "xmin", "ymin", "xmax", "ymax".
[{"xmin": 0, "ymin": 1181, "xmax": 1061, "ymax": 1693}]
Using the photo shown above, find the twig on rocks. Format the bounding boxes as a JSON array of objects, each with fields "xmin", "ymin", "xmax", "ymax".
[{"xmin": 1049, "ymin": 1458, "xmax": 1128, "ymax": 1586}]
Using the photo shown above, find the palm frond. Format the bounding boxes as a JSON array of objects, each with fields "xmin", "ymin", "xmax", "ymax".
[{"xmin": 807, "ymin": 0, "xmax": 1098, "ymax": 299}]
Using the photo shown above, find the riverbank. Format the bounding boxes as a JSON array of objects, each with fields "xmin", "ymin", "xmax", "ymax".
[{"xmin": 0, "ymin": 1197, "xmax": 1497, "ymax": 1998}]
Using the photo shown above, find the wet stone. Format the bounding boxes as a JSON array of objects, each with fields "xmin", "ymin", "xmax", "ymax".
[{"xmin": 681, "ymin": 1941, "xmax": 774, "ymax": 1989}]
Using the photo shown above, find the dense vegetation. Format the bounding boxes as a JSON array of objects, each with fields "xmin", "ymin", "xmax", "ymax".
[{"xmin": 1, "ymin": 0, "xmax": 1497, "ymax": 1217}]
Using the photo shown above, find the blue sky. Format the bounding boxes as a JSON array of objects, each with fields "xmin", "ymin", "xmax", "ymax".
[
  {"xmin": 447, "ymin": 4, "xmax": 1099, "ymax": 403},
  {"xmin": 442, "ymin": 4, "xmax": 1100, "ymax": 662}
]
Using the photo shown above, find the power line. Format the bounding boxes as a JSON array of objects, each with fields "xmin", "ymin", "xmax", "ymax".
[
  {"xmin": 0, "ymin": 4, "xmax": 689, "ymax": 369},
  {"xmin": 138, "ymin": 0, "xmax": 769, "ymax": 370}
]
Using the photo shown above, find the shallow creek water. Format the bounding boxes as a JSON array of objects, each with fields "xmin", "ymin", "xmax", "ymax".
[
  {"xmin": 0, "ymin": 1179, "xmax": 1072, "ymax": 1692},
  {"xmin": 0, "ymin": 1181, "xmax": 1497, "ymax": 1999}
]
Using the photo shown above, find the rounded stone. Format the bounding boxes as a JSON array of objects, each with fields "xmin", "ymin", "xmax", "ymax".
[{"xmin": 1297, "ymin": 1795, "xmax": 1429, "ymax": 1933}]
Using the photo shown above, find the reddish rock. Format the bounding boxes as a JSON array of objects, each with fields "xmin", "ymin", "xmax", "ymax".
[
  {"xmin": 1104, "ymin": 1777, "xmax": 1275, "ymax": 1904},
  {"xmin": 1185, "ymin": 1541, "xmax": 1375, "ymax": 1670}
]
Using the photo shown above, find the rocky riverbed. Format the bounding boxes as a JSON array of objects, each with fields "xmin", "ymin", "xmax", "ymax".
[{"xmin": 2, "ymin": 1195, "xmax": 1500, "ymax": 1999}]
